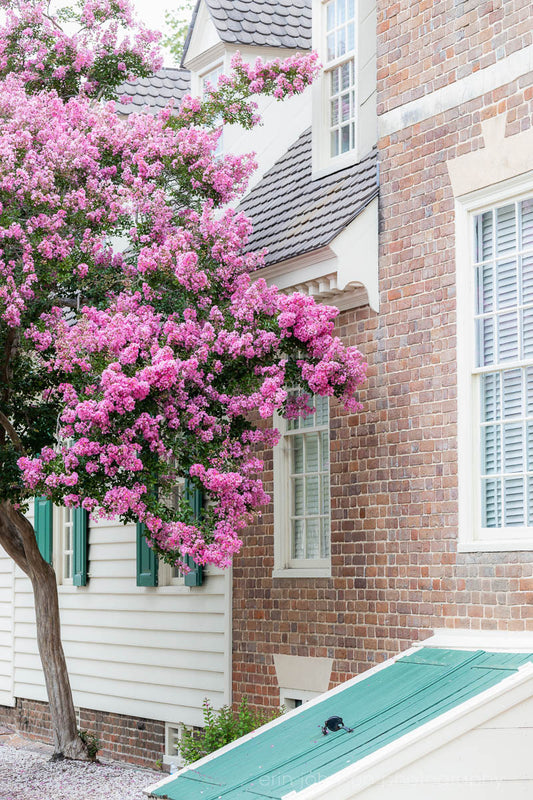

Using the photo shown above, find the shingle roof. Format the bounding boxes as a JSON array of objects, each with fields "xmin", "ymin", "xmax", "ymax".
[
  {"xmin": 117, "ymin": 68, "xmax": 191, "ymax": 115},
  {"xmin": 240, "ymin": 130, "xmax": 378, "ymax": 266},
  {"xmin": 183, "ymin": 0, "xmax": 312, "ymax": 60},
  {"xmin": 148, "ymin": 647, "xmax": 533, "ymax": 800}
]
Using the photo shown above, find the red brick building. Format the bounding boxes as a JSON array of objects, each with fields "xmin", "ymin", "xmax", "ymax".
[
  {"xmin": 232, "ymin": 0, "xmax": 533, "ymax": 712},
  {"xmin": 1, "ymin": 0, "xmax": 533, "ymax": 769}
]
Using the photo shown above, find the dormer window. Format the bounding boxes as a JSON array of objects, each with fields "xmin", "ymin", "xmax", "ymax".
[
  {"xmin": 312, "ymin": 0, "xmax": 376, "ymax": 176},
  {"xmin": 326, "ymin": 0, "xmax": 356, "ymax": 158}
]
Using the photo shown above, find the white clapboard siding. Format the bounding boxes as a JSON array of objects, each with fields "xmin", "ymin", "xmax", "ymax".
[
  {"xmin": 6, "ymin": 508, "xmax": 231, "ymax": 729},
  {"xmin": 0, "ymin": 551, "xmax": 14, "ymax": 706}
]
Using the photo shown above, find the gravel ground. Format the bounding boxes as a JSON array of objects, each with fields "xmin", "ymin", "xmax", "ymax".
[{"xmin": 0, "ymin": 744, "xmax": 162, "ymax": 800}]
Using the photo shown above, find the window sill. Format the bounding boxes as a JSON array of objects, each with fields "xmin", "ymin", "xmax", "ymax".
[
  {"xmin": 457, "ymin": 538, "xmax": 533, "ymax": 553},
  {"xmin": 272, "ymin": 567, "xmax": 332, "ymax": 579}
]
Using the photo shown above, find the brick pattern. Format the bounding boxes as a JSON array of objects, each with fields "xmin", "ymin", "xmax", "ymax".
[
  {"xmin": 0, "ymin": 699, "xmax": 165, "ymax": 768},
  {"xmin": 377, "ymin": 0, "xmax": 533, "ymax": 116},
  {"xmin": 232, "ymin": 68, "xmax": 533, "ymax": 709}
]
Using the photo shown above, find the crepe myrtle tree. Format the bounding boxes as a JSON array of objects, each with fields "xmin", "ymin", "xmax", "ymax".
[{"xmin": 0, "ymin": 0, "xmax": 367, "ymax": 761}]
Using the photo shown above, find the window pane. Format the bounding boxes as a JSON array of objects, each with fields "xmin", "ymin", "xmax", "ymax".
[
  {"xmin": 347, "ymin": 22, "xmax": 355, "ymax": 51},
  {"xmin": 503, "ymin": 423, "xmax": 523, "ymax": 473},
  {"xmin": 477, "ymin": 316, "xmax": 495, "ymax": 367},
  {"xmin": 341, "ymin": 61, "xmax": 351, "ymax": 90},
  {"xmin": 522, "ymin": 254, "xmax": 533, "ymax": 305},
  {"xmin": 496, "ymin": 259, "xmax": 518, "ymax": 309},
  {"xmin": 330, "ymin": 129, "xmax": 339, "ymax": 157},
  {"xmin": 331, "ymin": 98, "xmax": 339, "ymax": 126},
  {"xmin": 482, "ymin": 478, "xmax": 501, "ymax": 527},
  {"xmin": 337, "ymin": 26, "xmax": 346, "ymax": 56},
  {"xmin": 321, "ymin": 430, "xmax": 330, "ymax": 470},
  {"xmin": 475, "ymin": 211, "xmax": 493, "ymax": 262},
  {"xmin": 496, "ymin": 204, "xmax": 517, "ymax": 255},
  {"xmin": 502, "ymin": 369, "xmax": 522, "ymax": 418},
  {"xmin": 292, "ymin": 520, "xmax": 304, "ymax": 558},
  {"xmin": 522, "ymin": 307, "xmax": 533, "ymax": 359},
  {"xmin": 326, "ymin": 1, "xmax": 335, "ymax": 30},
  {"xmin": 306, "ymin": 476, "xmax": 320, "ymax": 515},
  {"xmin": 331, "ymin": 68, "xmax": 340, "ymax": 94},
  {"xmin": 341, "ymin": 125, "xmax": 350, "ymax": 153},
  {"xmin": 527, "ymin": 367, "xmax": 533, "ymax": 415},
  {"xmin": 327, "ymin": 33, "xmax": 335, "ymax": 61},
  {"xmin": 321, "ymin": 517, "xmax": 331, "ymax": 558},
  {"xmin": 305, "ymin": 434, "xmax": 319, "ymax": 471},
  {"xmin": 476, "ymin": 263, "xmax": 493, "ymax": 313},
  {"xmin": 292, "ymin": 436, "xmax": 304, "ymax": 473},
  {"xmin": 521, "ymin": 199, "xmax": 533, "ymax": 250},
  {"xmin": 481, "ymin": 373, "xmax": 500, "ymax": 421},
  {"xmin": 293, "ymin": 477, "xmax": 305, "ymax": 515},
  {"xmin": 306, "ymin": 519, "xmax": 320, "ymax": 558},
  {"xmin": 337, "ymin": 0, "xmax": 346, "ymax": 24},
  {"xmin": 504, "ymin": 477, "xmax": 525, "ymax": 526},
  {"xmin": 347, "ymin": 0, "xmax": 355, "ymax": 18},
  {"xmin": 315, "ymin": 395, "xmax": 329, "ymax": 426},
  {"xmin": 497, "ymin": 312, "xmax": 519, "ymax": 362},
  {"xmin": 527, "ymin": 422, "xmax": 533, "ymax": 470},
  {"xmin": 482, "ymin": 425, "xmax": 501, "ymax": 474},
  {"xmin": 528, "ymin": 477, "xmax": 533, "ymax": 526},
  {"xmin": 321, "ymin": 476, "xmax": 330, "ymax": 514}
]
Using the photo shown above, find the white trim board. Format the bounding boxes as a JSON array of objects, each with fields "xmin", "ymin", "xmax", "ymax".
[{"xmin": 379, "ymin": 44, "xmax": 533, "ymax": 137}]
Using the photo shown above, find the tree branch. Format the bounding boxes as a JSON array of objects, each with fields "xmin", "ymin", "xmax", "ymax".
[
  {"xmin": 0, "ymin": 410, "xmax": 25, "ymax": 454},
  {"xmin": 0, "ymin": 503, "xmax": 30, "ymax": 575}
]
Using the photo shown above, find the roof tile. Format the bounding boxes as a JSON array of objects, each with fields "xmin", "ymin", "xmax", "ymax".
[
  {"xmin": 204, "ymin": 0, "xmax": 312, "ymax": 50},
  {"xmin": 117, "ymin": 68, "xmax": 191, "ymax": 115},
  {"xmin": 239, "ymin": 129, "xmax": 379, "ymax": 266}
]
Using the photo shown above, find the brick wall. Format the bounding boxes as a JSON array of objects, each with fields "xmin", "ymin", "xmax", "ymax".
[
  {"xmin": 232, "ymin": 4, "xmax": 533, "ymax": 711},
  {"xmin": 0, "ymin": 699, "xmax": 165, "ymax": 768},
  {"xmin": 377, "ymin": 0, "xmax": 533, "ymax": 115}
]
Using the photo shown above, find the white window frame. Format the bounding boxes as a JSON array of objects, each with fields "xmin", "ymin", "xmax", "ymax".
[
  {"xmin": 53, "ymin": 505, "xmax": 74, "ymax": 585},
  {"xmin": 312, "ymin": 0, "xmax": 358, "ymax": 176},
  {"xmin": 279, "ymin": 688, "xmax": 319, "ymax": 710},
  {"xmin": 456, "ymin": 171, "xmax": 533, "ymax": 552},
  {"xmin": 164, "ymin": 722, "xmax": 186, "ymax": 772},
  {"xmin": 273, "ymin": 400, "xmax": 332, "ymax": 578}
]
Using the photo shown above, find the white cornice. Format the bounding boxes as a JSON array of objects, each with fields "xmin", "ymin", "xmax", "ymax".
[{"xmin": 252, "ymin": 197, "xmax": 379, "ymax": 313}]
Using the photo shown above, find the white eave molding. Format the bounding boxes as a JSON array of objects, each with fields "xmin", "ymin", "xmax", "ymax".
[{"xmin": 256, "ymin": 197, "xmax": 379, "ymax": 313}]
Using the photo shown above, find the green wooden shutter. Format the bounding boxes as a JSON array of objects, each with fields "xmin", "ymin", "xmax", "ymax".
[
  {"xmin": 34, "ymin": 497, "xmax": 53, "ymax": 565},
  {"xmin": 184, "ymin": 480, "xmax": 204, "ymax": 587},
  {"xmin": 72, "ymin": 508, "xmax": 88, "ymax": 586},
  {"xmin": 136, "ymin": 522, "xmax": 158, "ymax": 587}
]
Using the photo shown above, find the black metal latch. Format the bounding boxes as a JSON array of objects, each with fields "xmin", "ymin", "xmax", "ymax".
[{"xmin": 321, "ymin": 715, "xmax": 353, "ymax": 735}]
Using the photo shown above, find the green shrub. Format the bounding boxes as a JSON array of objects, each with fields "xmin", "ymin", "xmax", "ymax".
[
  {"xmin": 78, "ymin": 729, "xmax": 100, "ymax": 760},
  {"xmin": 176, "ymin": 698, "xmax": 283, "ymax": 764}
]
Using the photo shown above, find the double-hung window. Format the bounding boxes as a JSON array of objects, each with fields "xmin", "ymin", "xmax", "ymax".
[
  {"xmin": 325, "ymin": 0, "xmax": 357, "ymax": 159},
  {"xmin": 461, "ymin": 191, "xmax": 533, "ymax": 549},
  {"xmin": 274, "ymin": 395, "xmax": 331, "ymax": 577}
]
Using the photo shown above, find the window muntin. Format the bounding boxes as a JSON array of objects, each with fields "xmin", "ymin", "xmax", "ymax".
[
  {"xmin": 285, "ymin": 395, "xmax": 331, "ymax": 563},
  {"xmin": 474, "ymin": 197, "xmax": 533, "ymax": 533},
  {"xmin": 325, "ymin": 0, "xmax": 356, "ymax": 158}
]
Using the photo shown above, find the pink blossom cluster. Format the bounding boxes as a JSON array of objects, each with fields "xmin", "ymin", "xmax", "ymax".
[
  {"xmin": 1, "ymin": 1, "xmax": 366, "ymax": 569},
  {"xmin": 0, "ymin": 0, "xmax": 161, "ymax": 99}
]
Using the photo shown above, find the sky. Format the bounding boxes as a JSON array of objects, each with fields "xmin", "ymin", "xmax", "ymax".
[{"xmin": 132, "ymin": 0, "xmax": 192, "ymax": 65}]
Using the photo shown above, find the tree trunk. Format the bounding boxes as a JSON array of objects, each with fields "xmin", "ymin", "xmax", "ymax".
[{"xmin": 0, "ymin": 502, "xmax": 88, "ymax": 759}]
